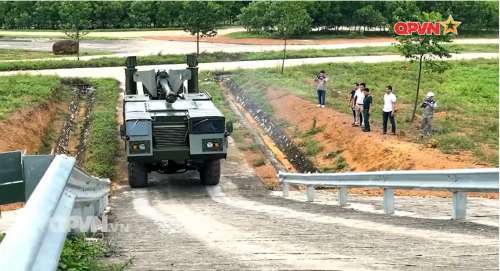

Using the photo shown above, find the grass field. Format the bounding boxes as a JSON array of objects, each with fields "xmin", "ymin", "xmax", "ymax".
[
  {"xmin": 0, "ymin": 74, "xmax": 60, "ymax": 119},
  {"xmin": 0, "ymin": 43, "xmax": 496, "ymax": 71},
  {"xmin": 0, "ymin": 48, "xmax": 111, "ymax": 61},
  {"xmin": 230, "ymin": 58, "xmax": 499, "ymax": 165}
]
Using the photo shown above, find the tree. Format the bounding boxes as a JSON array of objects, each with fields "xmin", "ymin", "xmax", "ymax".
[
  {"xmin": 179, "ymin": 1, "xmax": 220, "ymax": 56},
  {"xmin": 239, "ymin": 1, "xmax": 275, "ymax": 33},
  {"xmin": 33, "ymin": 2, "xmax": 60, "ymax": 29},
  {"xmin": 268, "ymin": 2, "xmax": 312, "ymax": 73},
  {"xmin": 355, "ymin": 5, "xmax": 385, "ymax": 31},
  {"xmin": 59, "ymin": 2, "xmax": 92, "ymax": 60},
  {"xmin": 394, "ymin": 12, "xmax": 454, "ymax": 122},
  {"xmin": 129, "ymin": 1, "xmax": 156, "ymax": 28},
  {"xmin": 156, "ymin": 2, "xmax": 183, "ymax": 28}
]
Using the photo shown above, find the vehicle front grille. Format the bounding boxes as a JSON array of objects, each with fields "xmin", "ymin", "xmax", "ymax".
[{"xmin": 152, "ymin": 122, "xmax": 188, "ymax": 148}]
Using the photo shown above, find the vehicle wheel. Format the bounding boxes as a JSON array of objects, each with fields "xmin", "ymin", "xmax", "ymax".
[
  {"xmin": 128, "ymin": 162, "xmax": 148, "ymax": 188},
  {"xmin": 199, "ymin": 159, "xmax": 220, "ymax": 185}
]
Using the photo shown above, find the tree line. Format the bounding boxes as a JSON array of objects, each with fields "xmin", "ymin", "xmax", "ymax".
[
  {"xmin": 240, "ymin": 1, "xmax": 498, "ymax": 35},
  {"xmin": 0, "ymin": 1, "xmax": 497, "ymax": 33},
  {"xmin": 0, "ymin": 1, "xmax": 246, "ymax": 29}
]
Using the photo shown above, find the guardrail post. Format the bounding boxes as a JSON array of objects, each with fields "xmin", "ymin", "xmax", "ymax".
[
  {"xmin": 338, "ymin": 187, "xmax": 348, "ymax": 206},
  {"xmin": 452, "ymin": 191, "xmax": 467, "ymax": 220},
  {"xmin": 306, "ymin": 185, "xmax": 315, "ymax": 202},
  {"xmin": 282, "ymin": 182, "xmax": 289, "ymax": 197},
  {"xmin": 383, "ymin": 188, "xmax": 394, "ymax": 215}
]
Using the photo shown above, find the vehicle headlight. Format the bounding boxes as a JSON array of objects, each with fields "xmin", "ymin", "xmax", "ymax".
[
  {"xmin": 202, "ymin": 138, "xmax": 223, "ymax": 152},
  {"xmin": 129, "ymin": 141, "xmax": 150, "ymax": 154}
]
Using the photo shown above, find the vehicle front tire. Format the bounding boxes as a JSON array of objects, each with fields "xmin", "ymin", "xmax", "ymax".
[
  {"xmin": 199, "ymin": 159, "xmax": 221, "ymax": 185},
  {"xmin": 128, "ymin": 162, "xmax": 148, "ymax": 188}
]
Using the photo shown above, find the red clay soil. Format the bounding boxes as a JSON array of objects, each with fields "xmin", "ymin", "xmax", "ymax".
[
  {"xmin": 263, "ymin": 87, "xmax": 497, "ymax": 199},
  {"xmin": 145, "ymin": 35, "xmax": 395, "ymax": 46},
  {"xmin": 0, "ymin": 98, "xmax": 66, "ymax": 154}
]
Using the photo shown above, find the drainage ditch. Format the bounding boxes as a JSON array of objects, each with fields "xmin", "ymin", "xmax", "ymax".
[
  {"xmin": 221, "ymin": 76, "xmax": 318, "ymax": 173},
  {"xmin": 54, "ymin": 79, "xmax": 95, "ymax": 166}
]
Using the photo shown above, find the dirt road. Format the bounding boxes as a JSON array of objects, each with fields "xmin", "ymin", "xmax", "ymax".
[
  {"xmin": 106, "ymin": 138, "xmax": 498, "ymax": 270},
  {"xmin": 0, "ymin": 36, "xmax": 496, "ymax": 58}
]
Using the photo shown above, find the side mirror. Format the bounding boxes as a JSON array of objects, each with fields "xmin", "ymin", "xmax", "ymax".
[
  {"xmin": 120, "ymin": 124, "xmax": 125, "ymax": 138},
  {"xmin": 225, "ymin": 121, "xmax": 233, "ymax": 136}
]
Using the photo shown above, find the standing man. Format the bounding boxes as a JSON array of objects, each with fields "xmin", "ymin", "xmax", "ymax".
[
  {"xmin": 349, "ymin": 83, "xmax": 359, "ymax": 125},
  {"xmin": 382, "ymin": 85, "xmax": 397, "ymax": 135},
  {"xmin": 314, "ymin": 70, "xmax": 328, "ymax": 108},
  {"xmin": 353, "ymin": 82, "xmax": 365, "ymax": 126},
  {"xmin": 362, "ymin": 88, "xmax": 372, "ymax": 132},
  {"xmin": 420, "ymin": 91, "xmax": 437, "ymax": 137}
]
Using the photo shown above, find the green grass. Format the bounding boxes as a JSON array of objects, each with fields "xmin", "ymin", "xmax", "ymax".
[
  {"xmin": 59, "ymin": 234, "xmax": 127, "ymax": 271},
  {"xmin": 84, "ymin": 79, "xmax": 120, "ymax": 178},
  {"xmin": 0, "ymin": 44, "xmax": 496, "ymax": 71},
  {"xmin": 0, "ymin": 74, "xmax": 60, "ymax": 119},
  {"xmin": 0, "ymin": 49, "xmax": 110, "ymax": 61},
  {"xmin": 302, "ymin": 140, "xmax": 324, "ymax": 157},
  {"xmin": 199, "ymin": 72, "xmax": 237, "ymax": 123},
  {"xmin": 230, "ymin": 58, "xmax": 499, "ymax": 165}
]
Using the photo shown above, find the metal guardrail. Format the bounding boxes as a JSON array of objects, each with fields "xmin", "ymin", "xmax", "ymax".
[
  {"xmin": 0, "ymin": 155, "xmax": 110, "ymax": 271},
  {"xmin": 278, "ymin": 168, "xmax": 499, "ymax": 220}
]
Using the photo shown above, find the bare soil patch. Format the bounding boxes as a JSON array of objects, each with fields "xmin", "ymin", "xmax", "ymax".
[
  {"xmin": 0, "ymin": 91, "xmax": 67, "ymax": 154},
  {"xmin": 145, "ymin": 35, "xmax": 394, "ymax": 46}
]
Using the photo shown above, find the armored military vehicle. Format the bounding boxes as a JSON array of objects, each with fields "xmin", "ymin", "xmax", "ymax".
[{"xmin": 121, "ymin": 55, "xmax": 232, "ymax": 188}]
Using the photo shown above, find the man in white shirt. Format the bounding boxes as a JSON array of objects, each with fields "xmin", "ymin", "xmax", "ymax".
[
  {"xmin": 352, "ymin": 82, "xmax": 365, "ymax": 126},
  {"xmin": 382, "ymin": 85, "xmax": 397, "ymax": 135}
]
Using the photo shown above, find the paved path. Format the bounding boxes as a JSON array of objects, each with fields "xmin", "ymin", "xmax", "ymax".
[
  {"xmin": 1, "ymin": 53, "xmax": 497, "ymax": 83},
  {"xmin": 106, "ymin": 138, "xmax": 498, "ymax": 270}
]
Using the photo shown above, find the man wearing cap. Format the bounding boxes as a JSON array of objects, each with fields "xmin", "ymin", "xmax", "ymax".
[{"xmin": 421, "ymin": 91, "xmax": 437, "ymax": 137}]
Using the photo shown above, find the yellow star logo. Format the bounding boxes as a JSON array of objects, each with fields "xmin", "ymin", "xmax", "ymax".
[{"xmin": 440, "ymin": 15, "xmax": 461, "ymax": 35}]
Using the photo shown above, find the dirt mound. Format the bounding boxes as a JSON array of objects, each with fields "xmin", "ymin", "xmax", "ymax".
[
  {"xmin": 265, "ymin": 87, "xmax": 482, "ymax": 171},
  {"xmin": 145, "ymin": 35, "xmax": 394, "ymax": 46},
  {"xmin": 262, "ymin": 87, "xmax": 497, "ymax": 198},
  {"xmin": 0, "ymin": 95, "xmax": 67, "ymax": 154}
]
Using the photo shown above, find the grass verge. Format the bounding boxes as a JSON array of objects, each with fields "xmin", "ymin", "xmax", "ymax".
[
  {"xmin": 59, "ymin": 234, "xmax": 127, "ymax": 271},
  {"xmin": 230, "ymin": 58, "xmax": 499, "ymax": 165},
  {"xmin": 0, "ymin": 74, "xmax": 60, "ymax": 119},
  {"xmin": 0, "ymin": 44, "xmax": 496, "ymax": 71},
  {"xmin": 83, "ymin": 79, "xmax": 120, "ymax": 178}
]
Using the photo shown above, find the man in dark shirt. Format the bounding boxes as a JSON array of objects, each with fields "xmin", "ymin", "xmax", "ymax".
[
  {"xmin": 362, "ymin": 88, "xmax": 372, "ymax": 132},
  {"xmin": 349, "ymin": 82, "xmax": 359, "ymax": 125}
]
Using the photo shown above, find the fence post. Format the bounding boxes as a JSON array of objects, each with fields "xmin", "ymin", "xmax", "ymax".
[
  {"xmin": 383, "ymin": 188, "xmax": 394, "ymax": 215},
  {"xmin": 306, "ymin": 185, "xmax": 315, "ymax": 202},
  {"xmin": 452, "ymin": 191, "xmax": 467, "ymax": 220},
  {"xmin": 338, "ymin": 187, "xmax": 348, "ymax": 206},
  {"xmin": 282, "ymin": 182, "xmax": 289, "ymax": 198}
]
